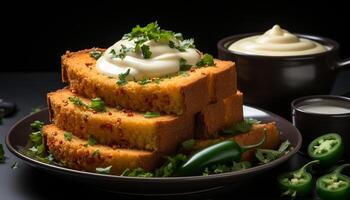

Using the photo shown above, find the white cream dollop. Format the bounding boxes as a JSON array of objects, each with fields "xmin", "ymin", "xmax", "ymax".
[
  {"xmin": 228, "ymin": 25, "xmax": 327, "ymax": 56},
  {"xmin": 96, "ymin": 39, "xmax": 201, "ymax": 80}
]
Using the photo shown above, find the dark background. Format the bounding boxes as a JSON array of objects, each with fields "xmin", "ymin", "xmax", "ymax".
[{"xmin": 3, "ymin": 1, "xmax": 350, "ymax": 72}]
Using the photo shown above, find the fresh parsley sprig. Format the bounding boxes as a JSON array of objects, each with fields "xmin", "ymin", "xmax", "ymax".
[
  {"xmin": 221, "ymin": 118, "xmax": 261, "ymax": 135},
  {"xmin": 117, "ymin": 68, "xmax": 131, "ymax": 86},
  {"xmin": 196, "ymin": 53, "xmax": 215, "ymax": 67},
  {"xmin": 68, "ymin": 96, "xmax": 106, "ymax": 112}
]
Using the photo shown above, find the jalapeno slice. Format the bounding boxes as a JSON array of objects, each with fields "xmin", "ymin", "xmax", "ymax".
[
  {"xmin": 308, "ymin": 133, "xmax": 344, "ymax": 167},
  {"xmin": 176, "ymin": 131, "xmax": 266, "ymax": 176},
  {"xmin": 278, "ymin": 160, "xmax": 319, "ymax": 198},
  {"xmin": 316, "ymin": 164, "xmax": 350, "ymax": 200}
]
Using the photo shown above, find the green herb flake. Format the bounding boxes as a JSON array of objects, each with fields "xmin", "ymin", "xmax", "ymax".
[
  {"xmin": 141, "ymin": 45, "xmax": 152, "ymax": 59},
  {"xmin": 155, "ymin": 154, "xmax": 187, "ymax": 177},
  {"xmin": 137, "ymin": 77, "xmax": 152, "ymax": 85},
  {"xmin": 30, "ymin": 107, "xmax": 42, "ymax": 114},
  {"xmin": 90, "ymin": 50, "xmax": 103, "ymax": 60},
  {"xmin": 144, "ymin": 111, "xmax": 161, "ymax": 118},
  {"xmin": 196, "ymin": 53, "xmax": 215, "ymax": 67},
  {"xmin": 182, "ymin": 139, "xmax": 196, "ymax": 150},
  {"xmin": 90, "ymin": 98, "xmax": 106, "ymax": 112},
  {"xmin": 221, "ymin": 118, "xmax": 261, "ymax": 135},
  {"xmin": 255, "ymin": 139, "xmax": 293, "ymax": 164},
  {"xmin": 0, "ymin": 144, "xmax": 5, "ymax": 163},
  {"xmin": 86, "ymin": 135, "xmax": 97, "ymax": 146},
  {"xmin": 96, "ymin": 165, "xmax": 112, "ymax": 174},
  {"xmin": 64, "ymin": 131, "xmax": 73, "ymax": 141},
  {"xmin": 121, "ymin": 168, "xmax": 154, "ymax": 177},
  {"xmin": 92, "ymin": 149, "xmax": 100, "ymax": 157},
  {"xmin": 117, "ymin": 68, "xmax": 131, "ymax": 86},
  {"xmin": 69, "ymin": 96, "xmax": 106, "ymax": 112},
  {"xmin": 30, "ymin": 120, "xmax": 44, "ymax": 131}
]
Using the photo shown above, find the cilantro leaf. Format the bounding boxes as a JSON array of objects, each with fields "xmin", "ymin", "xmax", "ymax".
[
  {"xmin": 117, "ymin": 68, "xmax": 131, "ymax": 86},
  {"xmin": 121, "ymin": 168, "xmax": 154, "ymax": 177},
  {"xmin": 89, "ymin": 50, "xmax": 103, "ymax": 60},
  {"xmin": 85, "ymin": 135, "xmax": 97, "ymax": 146},
  {"xmin": 255, "ymin": 140, "xmax": 293, "ymax": 164},
  {"xmin": 137, "ymin": 77, "xmax": 152, "ymax": 85},
  {"xmin": 221, "ymin": 118, "xmax": 261, "ymax": 135},
  {"xmin": 64, "ymin": 131, "xmax": 73, "ymax": 141},
  {"xmin": 92, "ymin": 149, "xmax": 100, "ymax": 157},
  {"xmin": 89, "ymin": 98, "xmax": 106, "ymax": 112},
  {"xmin": 155, "ymin": 154, "xmax": 187, "ymax": 177},
  {"xmin": 182, "ymin": 139, "xmax": 196, "ymax": 150},
  {"xmin": 141, "ymin": 45, "xmax": 152, "ymax": 59},
  {"xmin": 144, "ymin": 111, "xmax": 161, "ymax": 118},
  {"xmin": 30, "ymin": 120, "xmax": 44, "ymax": 131},
  {"xmin": 96, "ymin": 166, "xmax": 112, "ymax": 174},
  {"xmin": 196, "ymin": 53, "xmax": 215, "ymax": 67}
]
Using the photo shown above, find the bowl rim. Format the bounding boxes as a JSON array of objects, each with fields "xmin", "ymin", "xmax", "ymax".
[
  {"xmin": 291, "ymin": 95, "xmax": 350, "ymax": 117},
  {"xmin": 217, "ymin": 32, "xmax": 339, "ymax": 59},
  {"xmin": 6, "ymin": 106, "xmax": 302, "ymax": 183}
]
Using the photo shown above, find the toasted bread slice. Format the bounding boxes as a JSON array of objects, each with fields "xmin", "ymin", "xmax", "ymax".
[
  {"xmin": 48, "ymin": 88, "xmax": 194, "ymax": 154},
  {"xmin": 191, "ymin": 122, "xmax": 280, "ymax": 161},
  {"xmin": 43, "ymin": 124, "xmax": 160, "ymax": 175},
  {"xmin": 61, "ymin": 49, "xmax": 236, "ymax": 115},
  {"xmin": 195, "ymin": 91, "xmax": 243, "ymax": 138}
]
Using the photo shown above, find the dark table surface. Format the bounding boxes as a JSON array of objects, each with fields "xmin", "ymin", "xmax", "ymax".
[{"xmin": 1, "ymin": 71, "xmax": 349, "ymax": 200}]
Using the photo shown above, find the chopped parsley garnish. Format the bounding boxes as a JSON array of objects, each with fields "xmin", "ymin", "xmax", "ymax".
[
  {"xmin": 0, "ymin": 144, "xmax": 5, "ymax": 163},
  {"xmin": 196, "ymin": 53, "xmax": 215, "ymax": 67},
  {"xmin": 92, "ymin": 149, "xmax": 100, "ymax": 157},
  {"xmin": 110, "ymin": 45, "xmax": 133, "ymax": 59},
  {"xmin": 90, "ymin": 98, "xmax": 106, "ymax": 112},
  {"xmin": 144, "ymin": 111, "xmax": 161, "ymax": 118},
  {"xmin": 84, "ymin": 135, "xmax": 97, "ymax": 147},
  {"xmin": 96, "ymin": 166, "xmax": 112, "ymax": 174},
  {"xmin": 68, "ymin": 96, "xmax": 106, "ymax": 112},
  {"xmin": 138, "ymin": 77, "xmax": 152, "ymax": 85},
  {"xmin": 117, "ymin": 68, "xmax": 131, "ymax": 86},
  {"xmin": 30, "ymin": 106, "xmax": 42, "ymax": 114},
  {"xmin": 121, "ymin": 168, "xmax": 154, "ymax": 177},
  {"xmin": 255, "ymin": 140, "xmax": 293, "ymax": 164},
  {"xmin": 89, "ymin": 49, "xmax": 103, "ymax": 60},
  {"xmin": 31, "ymin": 120, "xmax": 44, "ymax": 130},
  {"xmin": 121, "ymin": 22, "xmax": 196, "ymax": 60},
  {"xmin": 221, "ymin": 118, "xmax": 261, "ymax": 135},
  {"xmin": 179, "ymin": 58, "xmax": 192, "ymax": 71},
  {"xmin": 155, "ymin": 154, "xmax": 187, "ymax": 177},
  {"xmin": 202, "ymin": 161, "xmax": 251, "ymax": 176},
  {"xmin": 64, "ymin": 132, "xmax": 73, "ymax": 141},
  {"xmin": 141, "ymin": 44, "xmax": 152, "ymax": 59}
]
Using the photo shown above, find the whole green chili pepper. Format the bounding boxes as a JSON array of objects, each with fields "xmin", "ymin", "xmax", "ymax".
[
  {"xmin": 278, "ymin": 160, "xmax": 320, "ymax": 199},
  {"xmin": 308, "ymin": 133, "xmax": 344, "ymax": 167},
  {"xmin": 176, "ymin": 131, "xmax": 266, "ymax": 176},
  {"xmin": 316, "ymin": 163, "xmax": 350, "ymax": 200}
]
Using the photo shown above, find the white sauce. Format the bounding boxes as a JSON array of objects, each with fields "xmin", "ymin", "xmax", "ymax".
[
  {"xmin": 96, "ymin": 39, "xmax": 201, "ymax": 80},
  {"xmin": 299, "ymin": 104, "xmax": 350, "ymax": 114},
  {"xmin": 229, "ymin": 25, "xmax": 327, "ymax": 56}
]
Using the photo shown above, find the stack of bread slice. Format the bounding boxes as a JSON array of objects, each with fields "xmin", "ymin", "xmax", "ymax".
[{"xmin": 42, "ymin": 49, "xmax": 280, "ymax": 175}]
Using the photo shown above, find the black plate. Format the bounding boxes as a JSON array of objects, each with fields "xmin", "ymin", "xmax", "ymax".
[{"xmin": 6, "ymin": 106, "xmax": 302, "ymax": 195}]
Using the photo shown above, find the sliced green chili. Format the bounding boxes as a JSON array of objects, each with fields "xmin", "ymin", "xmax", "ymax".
[
  {"xmin": 316, "ymin": 163, "xmax": 350, "ymax": 200},
  {"xmin": 308, "ymin": 133, "xmax": 343, "ymax": 166},
  {"xmin": 278, "ymin": 160, "xmax": 319, "ymax": 198}
]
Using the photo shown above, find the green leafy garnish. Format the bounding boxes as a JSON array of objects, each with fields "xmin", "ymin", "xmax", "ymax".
[
  {"xmin": 30, "ymin": 106, "xmax": 42, "ymax": 114},
  {"xmin": 96, "ymin": 166, "xmax": 112, "ymax": 174},
  {"xmin": 121, "ymin": 168, "xmax": 154, "ymax": 177},
  {"xmin": 64, "ymin": 132, "xmax": 73, "ymax": 141},
  {"xmin": 196, "ymin": 53, "xmax": 215, "ymax": 67},
  {"xmin": 92, "ymin": 149, "xmax": 100, "ymax": 157},
  {"xmin": 84, "ymin": 135, "xmax": 97, "ymax": 147},
  {"xmin": 202, "ymin": 161, "xmax": 251, "ymax": 176},
  {"xmin": 221, "ymin": 118, "xmax": 261, "ymax": 135},
  {"xmin": 110, "ymin": 45, "xmax": 132, "ymax": 59},
  {"xmin": 117, "ymin": 68, "xmax": 131, "ymax": 86},
  {"xmin": 68, "ymin": 96, "xmax": 106, "ymax": 112},
  {"xmin": 90, "ymin": 49, "xmax": 103, "ymax": 60},
  {"xmin": 0, "ymin": 144, "xmax": 5, "ymax": 163},
  {"xmin": 255, "ymin": 140, "xmax": 293, "ymax": 164},
  {"xmin": 179, "ymin": 58, "xmax": 192, "ymax": 71},
  {"xmin": 90, "ymin": 98, "xmax": 106, "ymax": 112},
  {"xmin": 138, "ymin": 77, "xmax": 152, "ymax": 85},
  {"xmin": 155, "ymin": 154, "xmax": 187, "ymax": 177},
  {"xmin": 141, "ymin": 45, "xmax": 152, "ymax": 59},
  {"xmin": 144, "ymin": 111, "xmax": 161, "ymax": 118},
  {"xmin": 31, "ymin": 120, "xmax": 44, "ymax": 130},
  {"xmin": 182, "ymin": 139, "xmax": 196, "ymax": 150}
]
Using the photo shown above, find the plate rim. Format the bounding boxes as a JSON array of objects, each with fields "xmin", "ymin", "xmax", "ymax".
[{"xmin": 6, "ymin": 105, "xmax": 302, "ymax": 183}]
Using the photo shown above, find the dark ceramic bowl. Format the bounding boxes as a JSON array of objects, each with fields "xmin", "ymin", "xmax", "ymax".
[
  {"xmin": 6, "ymin": 106, "xmax": 301, "ymax": 195},
  {"xmin": 217, "ymin": 33, "xmax": 350, "ymax": 118},
  {"xmin": 291, "ymin": 95, "xmax": 350, "ymax": 156}
]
